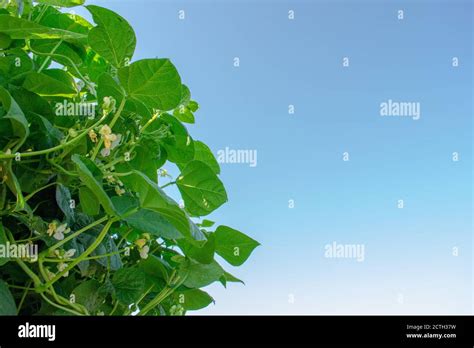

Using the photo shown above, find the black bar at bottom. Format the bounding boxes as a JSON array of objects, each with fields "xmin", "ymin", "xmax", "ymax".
[{"xmin": 0, "ymin": 316, "xmax": 472, "ymax": 346}]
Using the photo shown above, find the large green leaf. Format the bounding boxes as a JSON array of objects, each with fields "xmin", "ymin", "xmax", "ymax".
[
  {"xmin": 0, "ymin": 15, "xmax": 86, "ymax": 40},
  {"xmin": 0, "ymin": 49, "xmax": 34, "ymax": 80},
  {"xmin": 79, "ymin": 186, "xmax": 100, "ymax": 216},
  {"xmin": 97, "ymin": 72, "xmax": 125, "ymax": 104},
  {"xmin": 124, "ymin": 209, "xmax": 183, "ymax": 240},
  {"xmin": 178, "ymin": 140, "xmax": 220, "ymax": 175},
  {"xmin": 0, "ymin": 280, "xmax": 16, "ymax": 315},
  {"xmin": 23, "ymin": 70, "xmax": 77, "ymax": 97},
  {"xmin": 111, "ymin": 267, "xmax": 146, "ymax": 305},
  {"xmin": 214, "ymin": 225, "xmax": 260, "ymax": 266},
  {"xmin": 56, "ymin": 183, "xmax": 75, "ymax": 224},
  {"xmin": 118, "ymin": 59, "xmax": 182, "ymax": 111},
  {"xmin": 120, "ymin": 171, "xmax": 205, "ymax": 244},
  {"xmin": 72, "ymin": 279, "xmax": 106, "ymax": 313},
  {"xmin": 182, "ymin": 260, "xmax": 224, "ymax": 289},
  {"xmin": 139, "ymin": 254, "xmax": 170, "ymax": 283},
  {"xmin": 177, "ymin": 161, "xmax": 227, "ymax": 216},
  {"xmin": 71, "ymin": 154, "xmax": 117, "ymax": 216},
  {"xmin": 87, "ymin": 5, "xmax": 136, "ymax": 67},
  {"xmin": 30, "ymin": 40, "xmax": 84, "ymax": 68},
  {"xmin": 0, "ymin": 86, "xmax": 29, "ymax": 151},
  {"xmin": 174, "ymin": 289, "xmax": 214, "ymax": 311},
  {"xmin": 178, "ymin": 234, "xmax": 215, "ymax": 264},
  {"xmin": 35, "ymin": 0, "xmax": 85, "ymax": 7}
]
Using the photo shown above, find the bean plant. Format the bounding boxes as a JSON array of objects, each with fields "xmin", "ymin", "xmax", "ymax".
[{"xmin": 0, "ymin": 0, "xmax": 259, "ymax": 316}]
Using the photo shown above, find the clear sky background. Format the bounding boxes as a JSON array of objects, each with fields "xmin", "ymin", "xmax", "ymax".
[{"xmin": 78, "ymin": 0, "xmax": 472, "ymax": 314}]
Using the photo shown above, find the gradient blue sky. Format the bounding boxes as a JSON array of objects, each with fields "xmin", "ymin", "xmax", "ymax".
[{"xmin": 79, "ymin": 0, "xmax": 472, "ymax": 314}]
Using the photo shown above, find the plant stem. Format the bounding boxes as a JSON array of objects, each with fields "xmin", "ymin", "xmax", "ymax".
[
  {"xmin": 160, "ymin": 181, "xmax": 176, "ymax": 189},
  {"xmin": 24, "ymin": 182, "xmax": 57, "ymax": 202},
  {"xmin": 43, "ymin": 219, "xmax": 116, "ymax": 288},
  {"xmin": 38, "ymin": 39, "xmax": 63, "ymax": 73},
  {"xmin": 43, "ymin": 215, "xmax": 109, "ymax": 254},
  {"xmin": 16, "ymin": 281, "xmax": 32, "ymax": 314},
  {"xmin": 39, "ymin": 292, "xmax": 84, "ymax": 316},
  {"xmin": 0, "ymin": 114, "xmax": 107, "ymax": 160}
]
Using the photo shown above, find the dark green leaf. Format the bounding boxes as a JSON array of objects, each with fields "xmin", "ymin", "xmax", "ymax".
[
  {"xmin": 0, "ymin": 280, "xmax": 16, "ymax": 315},
  {"xmin": 71, "ymin": 154, "xmax": 118, "ymax": 216},
  {"xmin": 79, "ymin": 186, "xmax": 100, "ymax": 216},
  {"xmin": 112, "ymin": 267, "xmax": 146, "ymax": 305},
  {"xmin": 0, "ymin": 86, "xmax": 29, "ymax": 151},
  {"xmin": 72, "ymin": 279, "xmax": 106, "ymax": 313},
  {"xmin": 56, "ymin": 183, "xmax": 75, "ymax": 224}
]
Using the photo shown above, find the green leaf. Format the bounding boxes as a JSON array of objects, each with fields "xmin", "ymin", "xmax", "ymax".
[
  {"xmin": 0, "ymin": 49, "xmax": 34, "ymax": 80},
  {"xmin": 124, "ymin": 209, "xmax": 183, "ymax": 240},
  {"xmin": 139, "ymin": 255, "xmax": 170, "ymax": 283},
  {"xmin": 219, "ymin": 271, "xmax": 244, "ymax": 288},
  {"xmin": 79, "ymin": 186, "xmax": 100, "ymax": 216},
  {"xmin": 30, "ymin": 40, "xmax": 84, "ymax": 68},
  {"xmin": 56, "ymin": 183, "xmax": 75, "ymax": 224},
  {"xmin": 0, "ymin": 280, "xmax": 16, "ymax": 315},
  {"xmin": 0, "ymin": 86, "xmax": 29, "ymax": 151},
  {"xmin": 87, "ymin": 5, "xmax": 136, "ymax": 67},
  {"xmin": 158, "ymin": 113, "xmax": 194, "ymax": 164},
  {"xmin": 112, "ymin": 267, "xmax": 146, "ymax": 305},
  {"xmin": 120, "ymin": 171, "xmax": 205, "ymax": 244},
  {"xmin": 182, "ymin": 260, "xmax": 225, "ymax": 288},
  {"xmin": 36, "ymin": 0, "xmax": 85, "ymax": 7},
  {"xmin": 97, "ymin": 72, "xmax": 125, "ymax": 105},
  {"xmin": 178, "ymin": 234, "xmax": 215, "ymax": 264},
  {"xmin": 173, "ymin": 105, "xmax": 195, "ymax": 124},
  {"xmin": 178, "ymin": 140, "xmax": 220, "ymax": 175},
  {"xmin": 0, "ymin": 15, "xmax": 86, "ymax": 40},
  {"xmin": 199, "ymin": 219, "xmax": 215, "ymax": 228},
  {"xmin": 23, "ymin": 70, "xmax": 77, "ymax": 97},
  {"xmin": 177, "ymin": 161, "xmax": 227, "ymax": 216},
  {"xmin": 214, "ymin": 225, "xmax": 260, "ymax": 266},
  {"xmin": 118, "ymin": 59, "xmax": 182, "ymax": 111},
  {"xmin": 90, "ymin": 236, "xmax": 123, "ymax": 271},
  {"xmin": 27, "ymin": 112, "xmax": 63, "ymax": 150},
  {"xmin": 0, "ymin": 33, "xmax": 12, "ymax": 49},
  {"xmin": 174, "ymin": 289, "xmax": 214, "ymax": 311},
  {"xmin": 72, "ymin": 279, "xmax": 106, "ymax": 313},
  {"xmin": 71, "ymin": 154, "xmax": 118, "ymax": 216}
]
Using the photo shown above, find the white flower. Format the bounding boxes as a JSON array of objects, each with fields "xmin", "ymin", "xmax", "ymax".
[
  {"xmin": 47, "ymin": 221, "xmax": 71, "ymax": 241},
  {"xmin": 63, "ymin": 249, "xmax": 76, "ymax": 259},
  {"xmin": 139, "ymin": 245, "xmax": 149, "ymax": 260},
  {"xmin": 57, "ymin": 262, "xmax": 69, "ymax": 277}
]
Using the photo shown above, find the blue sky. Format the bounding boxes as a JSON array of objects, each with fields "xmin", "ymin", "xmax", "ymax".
[{"xmin": 79, "ymin": 0, "xmax": 472, "ymax": 314}]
